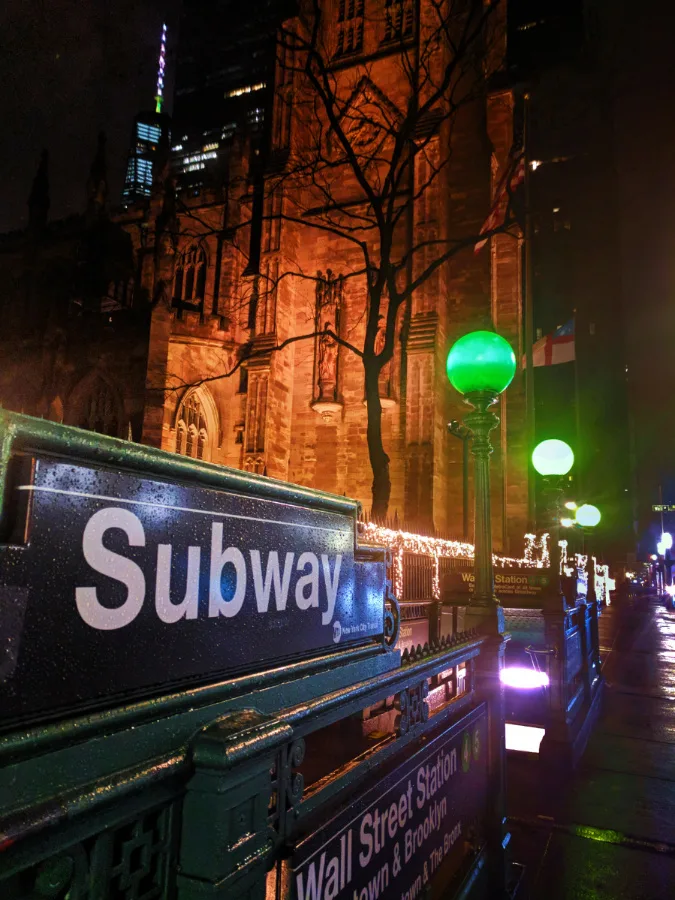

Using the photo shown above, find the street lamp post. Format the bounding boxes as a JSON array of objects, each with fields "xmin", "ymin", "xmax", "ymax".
[
  {"xmin": 532, "ymin": 439, "xmax": 575, "ymax": 610},
  {"xmin": 446, "ymin": 331, "xmax": 516, "ymax": 624},
  {"xmin": 446, "ymin": 330, "xmax": 515, "ymax": 898},
  {"xmin": 447, "ymin": 420, "xmax": 470, "ymax": 540}
]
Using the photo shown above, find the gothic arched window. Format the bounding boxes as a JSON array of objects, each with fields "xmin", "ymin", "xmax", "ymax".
[
  {"xmin": 69, "ymin": 375, "xmax": 121, "ymax": 438},
  {"xmin": 173, "ymin": 245, "xmax": 207, "ymax": 304},
  {"xmin": 175, "ymin": 391, "xmax": 211, "ymax": 461}
]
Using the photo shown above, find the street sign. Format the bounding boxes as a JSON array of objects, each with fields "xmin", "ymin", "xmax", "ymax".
[
  {"xmin": 0, "ymin": 454, "xmax": 385, "ymax": 725},
  {"xmin": 442, "ymin": 568, "xmax": 549, "ymax": 600},
  {"xmin": 291, "ymin": 705, "xmax": 488, "ymax": 900},
  {"xmin": 396, "ymin": 618, "xmax": 430, "ymax": 654},
  {"xmin": 652, "ymin": 505, "xmax": 675, "ymax": 512}
]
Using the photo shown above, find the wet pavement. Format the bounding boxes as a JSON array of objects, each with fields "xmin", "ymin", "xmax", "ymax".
[{"xmin": 508, "ymin": 593, "xmax": 675, "ymax": 899}]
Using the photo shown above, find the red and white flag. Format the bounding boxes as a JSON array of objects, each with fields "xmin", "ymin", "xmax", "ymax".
[
  {"xmin": 474, "ymin": 153, "xmax": 526, "ymax": 254},
  {"xmin": 529, "ymin": 319, "xmax": 575, "ymax": 367}
]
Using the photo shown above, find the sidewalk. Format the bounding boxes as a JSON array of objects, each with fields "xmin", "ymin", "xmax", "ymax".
[{"xmin": 508, "ymin": 593, "xmax": 675, "ymax": 899}]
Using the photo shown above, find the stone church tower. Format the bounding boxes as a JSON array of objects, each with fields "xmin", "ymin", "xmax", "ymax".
[
  {"xmin": 0, "ymin": 1, "xmax": 528, "ymax": 552},
  {"xmin": 136, "ymin": 0, "xmax": 527, "ymax": 549}
]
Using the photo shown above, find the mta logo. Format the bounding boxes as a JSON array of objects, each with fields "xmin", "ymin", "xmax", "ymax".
[{"xmin": 333, "ymin": 621, "xmax": 342, "ymax": 643}]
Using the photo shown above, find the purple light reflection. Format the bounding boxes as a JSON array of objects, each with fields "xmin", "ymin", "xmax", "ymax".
[{"xmin": 500, "ymin": 666, "xmax": 549, "ymax": 689}]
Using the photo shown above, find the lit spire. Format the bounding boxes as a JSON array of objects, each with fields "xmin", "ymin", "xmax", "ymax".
[{"xmin": 155, "ymin": 23, "xmax": 167, "ymax": 114}]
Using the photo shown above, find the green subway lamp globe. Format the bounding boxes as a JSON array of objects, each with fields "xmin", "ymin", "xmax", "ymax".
[
  {"xmin": 446, "ymin": 331, "xmax": 516, "ymax": 395},
  {"xmin": 576, "ymin": 504, "xmax": 601, "ymax": 528},
  {"xmin": 531, "ymin": 439, "xmax": 574, "ymax": 476}
]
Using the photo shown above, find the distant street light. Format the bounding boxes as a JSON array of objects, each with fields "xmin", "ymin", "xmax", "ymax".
[
  {"xmin": 662, "ymin": 532, "xmax": 673, "ymax": 551},
  {"xmin": 446, "ymin": 331, "xmax": 516, "ymax": 616},
  {"xmin": 532, "ymin": 439, "xmax": 575, "ymax": 609},
  {"xmin": 576, "ymin": 504, "xmax": 601, "ymax": 528},
  {"xmin": 560, "ymin": 517, "xmax": 575, "ymax": 528},
  {"xmin": 531, "ymin": 439, "xmax": 575, "ymax": 478}
]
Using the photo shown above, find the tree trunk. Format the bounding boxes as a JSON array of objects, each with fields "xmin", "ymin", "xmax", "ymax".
[{"xmin": 364, "ymin": 361, "xmax": 391, "ymax": 520}]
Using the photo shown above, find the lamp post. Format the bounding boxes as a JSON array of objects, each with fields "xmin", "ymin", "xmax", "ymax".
[
  {"xmin": 446, "ymin": 330, "xmax": 516, "ymax": 624},
  {"xmin": 532, "ymin": 439, "xmax": 575, "ymax": 609},
  {"xmin": 448, "ymin": 420, "xmax": 470, "ymax": 540},
  {"xmin": 446, "ymin": 329, "xmax": 515, "ymax": 897}
]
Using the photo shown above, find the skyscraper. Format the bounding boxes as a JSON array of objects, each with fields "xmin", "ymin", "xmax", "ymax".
[
  {"xmin": 170, "ymin": 1, "xmax": 289, "ymax": 191},
  {"xmin": 122, "ymin": 24, "xmax": 171, "ymax": 204}
]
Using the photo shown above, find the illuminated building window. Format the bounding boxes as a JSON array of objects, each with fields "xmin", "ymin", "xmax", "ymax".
[
  {"xmin": 175, "ymin": 392, "xmax": 209, "ymax": 460},
  {"xmin": 383, "ymin": 0, "xmax": 414, "ymax": 42},
  {"xmin": 137, "ymin": 122, "xmax": 161, "ymax": 143},
  {"xmin": 174, "ymin": 245, "xmax": 207, "ymax": 304},
  {"xmin": 247, "ymin": 107, "xmax": 264, "ymax": 126},
  {"xmin": 225, "ymin": 82, "xmax": 266, "ymax": 99},
  {"xmin": 336, "ymin": 0, "xmax": 364, "ymax": 56}
]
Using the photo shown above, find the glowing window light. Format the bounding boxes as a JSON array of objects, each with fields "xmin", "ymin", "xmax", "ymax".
[
  {"xmin": 183, "ymin": 152, "xmax": 218, "ymax": 165},
  {"xmin": 505, "ymin": 723, "xmax": 545, "ymax": 753},
  {"xmin": 137, "ymin": 123, "xmax": 161, "ymax": 143},
  {"xmin": 225, "ymin": 82, "xmax": 266, "ymax": 99},
  {"xmin": 500, "ymin": 667, "xmax": 549, "ymax": 689}
]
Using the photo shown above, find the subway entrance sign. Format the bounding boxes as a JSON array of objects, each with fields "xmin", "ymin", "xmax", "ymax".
[
  {"xmin": 442, "ymin": 567, "xmax": 549, "ymax": 601},
  {"xmin": 291, "ymin": 706, "xmax": 488, "ymax": 900},
  {"xmin": 0, "ymin": 436, "xmax": 386, "ymax": 726},
  {"xmin": 0, "ymin": 411, "xmax": 508, "ymax": 900}
]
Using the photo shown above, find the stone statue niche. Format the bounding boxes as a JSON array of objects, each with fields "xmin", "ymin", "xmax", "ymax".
[
  {"xmin": 315, "ymin": 270, "xmax": 343, "ymax": 403},
  {"xmin": 312, "ymin": 270, "xmax": 344, "ymax": 422},
  {"xmin": 373, "ymin": 296, "xmax": 395, "ymax": 405}
]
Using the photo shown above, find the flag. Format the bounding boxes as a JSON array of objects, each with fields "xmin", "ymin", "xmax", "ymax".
[
  {"xmin": 474, "ymin": 152, "xmax": 526, "ymax": 254},
  {"xmin": 529, "ymin": 319, "xmax": 575, "ymax": 367}
]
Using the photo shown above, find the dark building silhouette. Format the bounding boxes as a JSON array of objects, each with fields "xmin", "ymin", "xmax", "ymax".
[
  {"xmin": 170, "ymin": 0, "xmax": 290, "ymax": 191},
  {"xmin": 505, "ymin": 0, "xmax": 633, "ymax": 557}
]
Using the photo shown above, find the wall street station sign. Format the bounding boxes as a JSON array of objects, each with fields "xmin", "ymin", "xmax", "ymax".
[
  {"xmin": 291, "ymin": 705, "xmax": 488, "ymax": 900},
  {"xmin": 442, "ymin": 568, "xmax": 549, "ymax": 600},
  {"xmin": 0, "ymin": 454, "xmax": 385, "ymax": 724}
]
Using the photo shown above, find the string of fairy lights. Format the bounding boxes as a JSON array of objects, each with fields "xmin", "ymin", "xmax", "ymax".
[{"xmin": 359, "ymin": 522, "xmax": 613, "ymax": 602}]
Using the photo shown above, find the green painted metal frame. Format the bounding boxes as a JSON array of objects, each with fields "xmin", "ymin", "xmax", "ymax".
[
  {"xmin": 0, "ymin": 408, "xmax": 359, "ymax": 523},
  {"xmin": 0, "ymin": 410, "xmax": 500, "ymax": 899}
]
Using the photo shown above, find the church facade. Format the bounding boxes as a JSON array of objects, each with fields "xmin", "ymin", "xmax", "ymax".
[{"xmin": 0, "ymin": 1, "xmax": 528, "ymax": 551}]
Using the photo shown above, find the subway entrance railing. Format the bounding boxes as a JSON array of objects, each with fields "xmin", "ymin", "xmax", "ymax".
[
  {"xmin": 360, "ymin": 521, "xmax": 610, "ymax": 768},
  {"xmin": 0, "ymin": 411, "xmax": 510, "ymax": 900}
]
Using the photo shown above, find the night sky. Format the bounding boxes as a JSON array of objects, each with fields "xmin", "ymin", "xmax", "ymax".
[{"xmin": 1, "ymin": 0, "xmax": 178, "ymax": 232}]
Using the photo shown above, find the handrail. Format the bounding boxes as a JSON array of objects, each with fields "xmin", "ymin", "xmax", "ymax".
[{"xmin": 0, "ymin": 409, "xmax": 358, "ymax": 519}]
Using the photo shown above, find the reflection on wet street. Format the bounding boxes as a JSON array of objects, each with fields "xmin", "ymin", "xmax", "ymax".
[{"xmin": 509, "ymin": 593, "xmax": 675, "ymax": 899}]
